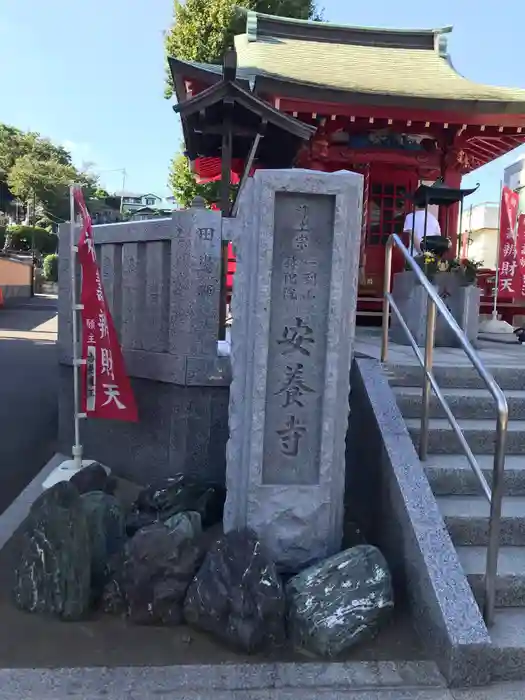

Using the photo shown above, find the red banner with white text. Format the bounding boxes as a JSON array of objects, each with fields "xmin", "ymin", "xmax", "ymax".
[
  {"xmin": 74, "ymin": 187, "xmax": 138, "ymax": 421},
  {"xmin": 497, "ymin": 186, "xmax": 520, "ymax": 299},
  {"xmin": 514, "ymin": 214, "xmax": 525, "ymax": 301}
]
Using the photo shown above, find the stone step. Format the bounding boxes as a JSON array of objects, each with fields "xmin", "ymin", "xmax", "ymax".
[
  {"xmin": 456, "ymin": 545, "xmax": 525, "ymax": 607},
  {"xmin": 425, "ymin": 454, "xmax": 525, "ymax": 497},
  {"xmin": 386, "ymin": 363, "xmax": 525, "ymax": 391},
  {"xmin": 393, "ymin": 386, "xmax": 525, "ymax": 420},
  {"xmin": 490, "ymin": 608, "xmax": 525, "ymax": 681},
  {"xmin": 405, "ymin": 418, "xmax": 525, "ymax": 455},
  {"xmin": 437, "ymin": 495, "xmax": 525, "ymax": 546}
]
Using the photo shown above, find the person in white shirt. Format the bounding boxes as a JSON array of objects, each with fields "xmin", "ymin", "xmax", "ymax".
[{"xmin": 403, "ymin": 203, "xmax": 441, "ymax": 254}]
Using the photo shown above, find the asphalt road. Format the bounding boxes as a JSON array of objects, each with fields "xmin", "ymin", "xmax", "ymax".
[{"xmin": 0, "ymin": 296, "xmax": 58, "ymax": 515}]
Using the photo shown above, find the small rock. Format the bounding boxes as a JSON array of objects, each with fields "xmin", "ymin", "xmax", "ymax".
[
  {"xmin": 81, "ymin": 491, "xmax": 126, "ymax": 598},
  {"xmin": 13, "ymin": 482, "xmax": 92, "ymax": 620},
  {"xmin": 286, "ymin": 545, "xmax": 394, "ymax": 658},
  {"xmin": 70, "ymin": 463, "xmax": 116, "ymax": 495},
  {"xmin": 184, "ymin": 529, "xmax": 285, "ymax": 653},
  {"xmin": 164, "ymin": 511, "xmax": 202, "ymax": 540},
  {"xmin": 126, "ymin": 475, "xmax": 225, "ymax": 536},
  {"xmin": 122, "ymin": 523, "xmax": 204, "ymax": 625}
]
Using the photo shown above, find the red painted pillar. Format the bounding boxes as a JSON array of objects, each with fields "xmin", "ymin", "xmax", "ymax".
[{"xmin": 439, "ymin": 170, "xmax": 461, "ymax": 257}]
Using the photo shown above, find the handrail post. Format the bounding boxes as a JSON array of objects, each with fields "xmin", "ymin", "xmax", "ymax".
[
  {"xmin": 381, "ymin": 237, "xmax": 393, "ymax": 362},
  {"xmin": 382, "ymin": 233, "xmax": 508, "ymax": 627},
  {"xmin": 419, "ymin": 296, "xmax": 436, "ymax": 461},
  {"xmin": 484, "ymin": 409, "xmax": 508, "ymax": 626}
]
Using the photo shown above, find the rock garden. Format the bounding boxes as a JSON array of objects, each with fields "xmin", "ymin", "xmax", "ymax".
[{"xmin": 0, "ymin": 463, "xmax": 422, "ymax": 667}]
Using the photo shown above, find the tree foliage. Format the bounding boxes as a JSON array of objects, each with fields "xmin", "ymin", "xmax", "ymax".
[
  {"xmin": 164, "ymin": 0, "xmax": 322, "ymax": 96},
  {"xmin": 0, "ymin": 124, "xmax": 97, "ymax": 225},
  {"xmin": 169, "ymin": 153, "xmax": 240, "ymax": 209},
  {"xmin": 165, "ymin": 0, "xmax": 322, "ymax": 204}
]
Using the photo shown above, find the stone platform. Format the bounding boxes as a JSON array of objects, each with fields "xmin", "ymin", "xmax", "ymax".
[{"xmin": 355, "ymin": 327, "xmax": 525, "ymax": 368}]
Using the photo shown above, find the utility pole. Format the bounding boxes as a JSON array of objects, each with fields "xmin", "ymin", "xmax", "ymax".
[
  {"xmin": 30, "ymin": 190, "xmax": 36, "ymax": 297},
  {"xmin": 120, "ymin": 169, "xmax": 127, "ymax": 214}
]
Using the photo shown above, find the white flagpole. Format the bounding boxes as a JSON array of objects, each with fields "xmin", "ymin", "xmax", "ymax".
[{"xmin": 69, "ymin": 185, "xmax": 83, "ymax": 470}]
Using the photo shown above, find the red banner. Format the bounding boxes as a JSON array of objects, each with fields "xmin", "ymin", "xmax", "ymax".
[
  {"xmin": 74, "ymin": 187, "xmax": 138, "ymax": 421},
  {"xmin": 497, "ymin": 185, "xmax": 520, "ymax": 299},
  {"xmin": 514, "ymin": 214, "xmax": 525, "ymax": 301}
]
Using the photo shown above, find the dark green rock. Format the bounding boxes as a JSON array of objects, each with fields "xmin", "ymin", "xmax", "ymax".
[
  {"xmin": 69, "ymin": 463, "xmax": 116, "ymax": 495},
  {"xmin": 122, "ymin": 523, "xmax": 205, "ymax": 625},
  {"xmin": 126, "ymin": 475, "xmax": 225, "ymax": 536},
  {"xmin": 286, "ymin": 545, "xmax": 394, "ymax": 658},
  {"xmin": 13, "ymin": 482, "xmax": 92, "ymax": 620},
  {"xmin": 163, "ymin": 511, "xmax": 202, "ymax": 540},
  {"xmin": 184, "ymin": 529, "xmax": 286, "ymax": 653},
  {"xmin": 81, "ymin": 491, "xmax": 126, "ymax": 598}
]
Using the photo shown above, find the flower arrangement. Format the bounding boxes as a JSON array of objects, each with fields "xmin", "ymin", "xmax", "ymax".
[{"xmin": 410, "ymin": 254, "xmax": 483, "ymax": 286}]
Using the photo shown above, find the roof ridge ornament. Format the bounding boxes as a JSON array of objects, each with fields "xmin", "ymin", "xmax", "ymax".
[
  {"xmin": 434, "ymin": 29, "xmax": 451, "ymax": 59},
  {"xmin": 246, "ymin": 10, "xmax": 258, "ymax": 42}
]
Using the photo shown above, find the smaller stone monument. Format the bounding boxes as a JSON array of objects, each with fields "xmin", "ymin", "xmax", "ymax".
[
  {"xmin": 224, "ymin": 169, "xmax": 363, "ymax": 571},
  {"xmin": 390, "ymin": 270, "xmax": 480, "ymax": 347}
]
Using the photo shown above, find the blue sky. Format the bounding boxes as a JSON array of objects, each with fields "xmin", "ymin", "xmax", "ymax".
[{"xmin": 0, "ymin": 0, "xmax": 523, "ymax": 204}]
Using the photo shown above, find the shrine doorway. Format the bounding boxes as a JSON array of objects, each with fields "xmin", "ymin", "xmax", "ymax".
[{"xmin": 361, "ymin": 167, "xmax": 417, "ymax": 298}]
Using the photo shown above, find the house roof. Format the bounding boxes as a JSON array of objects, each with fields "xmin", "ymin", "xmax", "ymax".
[
  {"xmin": 172, "ymin": 11, "xmax": 525, "ymax": 114},
  {"xmin": 115, "ymin": 192, "xmax": 162, "ymax": 199}
]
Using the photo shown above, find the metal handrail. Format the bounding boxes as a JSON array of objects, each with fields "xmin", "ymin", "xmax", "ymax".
[{"xmin": 381, "ymin": 233, "xmax": 509, "ymax": 627}]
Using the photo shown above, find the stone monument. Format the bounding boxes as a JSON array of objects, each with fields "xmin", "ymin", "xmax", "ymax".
[
  {"xmin": 224, "ymin": 169, "xmax": 363, "ymax": 571},
  {"xmin": 390, "ymin": 270, "xmax": 480, "ymax": 347}
]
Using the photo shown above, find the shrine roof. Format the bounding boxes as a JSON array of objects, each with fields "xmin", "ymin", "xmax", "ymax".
[{"xmin": 171, "ymin": 11, "xmax": 525, "ymax": 114}]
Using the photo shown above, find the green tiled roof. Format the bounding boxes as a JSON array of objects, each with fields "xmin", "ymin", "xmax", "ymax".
[
  {"xmin": 233, "ymin": 33, "xmax": 525, "ymax": 105},
  {"xmin": 225, "ymin": 11, "xmax": 525, "ymax": 107}
]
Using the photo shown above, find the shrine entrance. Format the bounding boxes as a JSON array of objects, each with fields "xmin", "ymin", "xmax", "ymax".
[{"xmin": 359, "ymin": 167, "xmax": 417, "ymax": 301}]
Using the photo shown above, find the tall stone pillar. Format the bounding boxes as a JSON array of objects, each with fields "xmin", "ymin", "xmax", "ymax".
[{"xmin": 224, "ymin": 169, "xmax": 363, "ymax": 571}]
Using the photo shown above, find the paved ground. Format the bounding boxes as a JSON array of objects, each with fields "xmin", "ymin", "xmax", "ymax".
[
  {"xmin": 0, "ymin": 295, "xmax": 58, "ymax": 515},
  {"xmin": 355, "ymin": 326, "xmax": 525, "ymax": 366}
]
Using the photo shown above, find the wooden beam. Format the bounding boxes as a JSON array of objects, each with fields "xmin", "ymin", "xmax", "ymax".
[
  {"xmin": 194, "ymin": 124, "xmax": 260, "ymax": 137},
  {"xmin": 278, "ymin": 97, "xmax": 525, "ymax": 128},
  {"xmin": 221, "ymin": 98, "xmax": 234, "ymax": 217}
]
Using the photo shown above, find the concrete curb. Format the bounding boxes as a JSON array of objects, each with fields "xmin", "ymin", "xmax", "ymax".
[
  {"xmin": 0, "ymin": 453, "xmax": 66, "ymax": 551},
  {"xmin": 0, "ymin": 661, "xmax": 447, "ymax": 700},
  {"xmin": 347, "ymin": 360, "xmax": 491, "ymax": 687}
]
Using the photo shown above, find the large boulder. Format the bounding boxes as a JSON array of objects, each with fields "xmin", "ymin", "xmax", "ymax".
[
  {"xmin": 286, "ymin": 545, "xmax": 394, "ymax": 657},
  {"xmin": 81, "ymin": 491, "xmax": 126, "ymax": 598},
  {"xmin": 125, "ymin": 475, "xmax": 225, "ymax": 536},
  {"xmin": 184, "ymin": 529, "xmax": 285, "ymax": 653},
  {"xmin": 13, "ymin": 482, "xmax": 92, "ymax": 620},
  {"xmin": 120, "ymin": 523, "xmax": 204, "ymax": 625}
]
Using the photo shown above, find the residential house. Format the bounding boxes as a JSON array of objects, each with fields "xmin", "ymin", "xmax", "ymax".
[
  {"xmin": 117, "ymin": 192, "xmax": 163, "ymax": 214},
  {"xmin": 129, "ymin": 207, "xmax": 173, "ymax": 221}
]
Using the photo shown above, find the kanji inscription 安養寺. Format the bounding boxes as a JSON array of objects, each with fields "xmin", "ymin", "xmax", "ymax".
[{"xmin": 262, "ymin": 192, "xmax": 335, "ymax": 486}]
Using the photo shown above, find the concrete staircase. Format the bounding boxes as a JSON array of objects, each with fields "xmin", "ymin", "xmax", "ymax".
[{"xmin": 388, "ymin": 362, "xmax": 525, "ymax": 682}]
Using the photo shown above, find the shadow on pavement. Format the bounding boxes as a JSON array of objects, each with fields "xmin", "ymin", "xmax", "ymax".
[
  {"xmin": 0, "ymin": 300, "xmax": 58, "ymax": 515},
  {"xmin": 0, "ymin": 296, "xmax": 57, "ymax": 333}
]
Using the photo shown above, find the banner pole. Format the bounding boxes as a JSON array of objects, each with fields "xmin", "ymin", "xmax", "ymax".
[
  {"xmin": 492, "ymin": 181, "xmax": 503, "ymax": 321},
  {"xmin": 69, "ymin": 185, "xmax": 83, "ymax": 469}
]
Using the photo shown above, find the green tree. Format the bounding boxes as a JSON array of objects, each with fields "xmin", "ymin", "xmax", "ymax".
[
  {"xmin": 165, "ymin": 0, "xmax": 321, "ymax": 97},
  {"xmin": 169, "ymin": 152, "xmax": 240, "ymax": 209},
  {"xmin": 0, "ymin": 124, "xmax": 97, "ymax": 228},
  {"xmin": 165, "ymin": 0, "xmax": 321, "ymax": 204}
]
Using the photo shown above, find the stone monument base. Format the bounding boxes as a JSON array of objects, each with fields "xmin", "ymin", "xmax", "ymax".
[
  {"xmin": 390, "ymin": 271, "xmax": 480, "ymax": 348},
  {"xmin": 58, "ymin": 366, "xmax": 229, "ymax": 486}
]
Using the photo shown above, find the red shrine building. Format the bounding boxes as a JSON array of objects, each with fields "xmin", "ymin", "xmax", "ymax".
[{"xmin": 169, "ymin": 11, "xmax": 525, "ymax": 319}]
